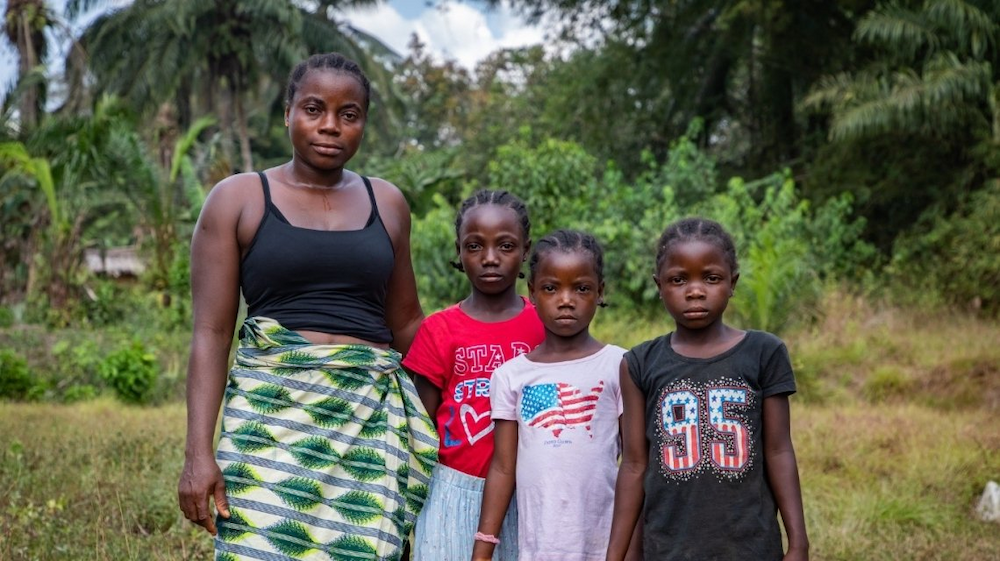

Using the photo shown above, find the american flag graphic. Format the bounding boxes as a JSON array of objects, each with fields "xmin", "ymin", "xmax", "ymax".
[
  {"xmin": 708, "ymin": 387, "xmax": 749, "ymax": 470},
  {"xmin": 520, "ymin": 381, "xmax": 604, "ymax": 438},
  {"xmin": 662, "ymin": 390, "xmax": 701, "ymax": 471}
]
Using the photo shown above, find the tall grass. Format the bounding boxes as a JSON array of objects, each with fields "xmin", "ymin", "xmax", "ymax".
[
  {"xmin": 1, "ymin": 294, "xmax": 999, "ymax": 559},
  {"xmin": 0, "ymin": 400, "xmax": 212, "ymax": 560}
]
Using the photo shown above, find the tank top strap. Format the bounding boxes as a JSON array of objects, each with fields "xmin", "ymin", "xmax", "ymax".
[
  {"xmin": 257, "ymin": 171, "xmax": 291, "ymax": 224},
  {"xmin": 362, "ymin": 176, "xmax": 380, "ymax": 227}
]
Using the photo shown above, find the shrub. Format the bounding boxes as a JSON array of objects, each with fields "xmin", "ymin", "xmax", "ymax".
[
  {"xmin": 99, "ymin": 340, "xmax": 159, "ymax": 405},
  {"xmin": 0, "ymin": 305, "xmax": 14, "ymax": 327},
  {"xmin": 62, "ymin": 384, "xmax": 99, "ymax": 403},
  {"xmin": 890, "ymin": 181, "xmax": 1000, "ymax": 315},
  {"xmin": 863, "ymin": 366, "xmax": 911, "ymax": 403},
  {"xmin": 0, "ymin": 349, "xmax": 36, "ymax": 400}
]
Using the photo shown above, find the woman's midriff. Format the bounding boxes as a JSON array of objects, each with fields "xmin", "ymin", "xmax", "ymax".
[{"xmin": 295, "ymin": 329, "xmax": 390, "ymax": 349}]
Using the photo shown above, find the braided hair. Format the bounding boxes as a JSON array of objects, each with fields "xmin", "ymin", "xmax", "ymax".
[{"xmin": 655, "ymin": 217, "xmax": 738, "ymax": 275}]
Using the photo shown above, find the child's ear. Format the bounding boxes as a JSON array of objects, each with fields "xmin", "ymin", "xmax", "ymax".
[
  {"xmin": 527, "ymin": 281, "xmax": 536, "ymax": 304},
  {"xmin": 522, "ymin": 238, "xmax": 532, "ymax": 262},
  {"xmin": 653, "ymin": 274, "xmax": 663, "ymax": 291},
  {"xmin": 730, "ymin": 273, "xmax": 740, "ymax": 295},
  {"xmin": 284, "ymin": 106, "xmax": 290, "ymax": 128}
]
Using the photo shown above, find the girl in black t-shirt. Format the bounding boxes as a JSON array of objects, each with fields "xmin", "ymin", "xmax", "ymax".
[{"xmin": 606, "ymin": 217, "xmax": 809, "ymax": 561}]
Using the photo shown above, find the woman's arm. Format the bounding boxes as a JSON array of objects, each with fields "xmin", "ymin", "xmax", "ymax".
[
  {"xmin": 177, "ymin": 179, "xmax": 245, "ymax": 535},
  {"xmin": 763, "ymin": 394, "xmax": 809, "ymax": 561},
  {"xmin": 471, "ymin": 419, "xmax": 518, "ymax": 561},
  {"xmin": 411, "ymin": 372, "xmax": 442, "ymax": 420},
  {"xmin": 607, "ymin": 359, "xmax": 648, "ymax": 561},
  {"xmin": 371, "ymin": 178, "xmax": 424, "ymax": 354}
]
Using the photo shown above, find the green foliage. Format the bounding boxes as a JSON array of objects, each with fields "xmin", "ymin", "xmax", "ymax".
[
  {"xmin": 863, "ymin": 365, "xmax": 911, "ymax": 402},
  {"xmin": 411, "ymin": 128, "xmax": 872, "ymax": 330},
  {"xmin": 0, "ymin": 349, "xmax": 36, "ymax": 400},
  {"xmin": 889, "ymin": 180, "xmax": 1000, "ymax": 314},
  {"xmin": 410, "ymin": 193, "xmax": 467, "ymax": 312},
  {"xmin": 804, "ymin": 0, "xmax": 1000, "ymax": 249},
  {"xmin": 0, "ymin": 306, "xmax": 14, "ymax": 328},
  {"xmin": 99, "ymin": 340, "xmax": 159, "ymax": 405}
]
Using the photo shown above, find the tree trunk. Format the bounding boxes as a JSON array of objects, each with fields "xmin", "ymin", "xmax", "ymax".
[{"xmin": 234, "ymin": 88, "xmax": 254, "ymax": 172}]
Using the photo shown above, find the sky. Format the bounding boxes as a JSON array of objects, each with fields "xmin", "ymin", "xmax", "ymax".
[{"xmin": 0, "ymin": 0, "xmax": 548, "ymax": 99}]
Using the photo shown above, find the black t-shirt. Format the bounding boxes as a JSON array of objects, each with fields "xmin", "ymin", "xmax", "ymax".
[{"xmin": 625, "ymin": 330, "xmax": 796, "ymax": 560}]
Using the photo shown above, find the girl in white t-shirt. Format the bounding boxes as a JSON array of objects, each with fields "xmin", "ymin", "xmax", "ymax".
[{"xmin": 473, "ymin": 229, "xmax": 628, "ymax": 561}]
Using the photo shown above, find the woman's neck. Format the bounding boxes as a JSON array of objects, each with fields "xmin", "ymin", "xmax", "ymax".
[{"xmin": 283, "ymin": 159, "xmax": 347, "ymax": 189}]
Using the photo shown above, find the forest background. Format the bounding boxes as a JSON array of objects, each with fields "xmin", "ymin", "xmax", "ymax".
[{"xmin": 0, "ymin": 0, "xmax": 998, "ymax": 559}]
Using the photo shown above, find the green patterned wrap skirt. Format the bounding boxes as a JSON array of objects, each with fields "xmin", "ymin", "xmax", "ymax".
[{"xmin": 214, "ymin": 317, "xmax": 439, "ymax": 561}]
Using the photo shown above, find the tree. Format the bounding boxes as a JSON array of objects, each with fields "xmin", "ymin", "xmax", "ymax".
[
  {"xmin": 3, "ymin": 0, "xmax": 52, "ymax": 131},
  {"xmin": 73, "ymin": 0, "xmax": 403, "ymax": 173},
  {"xmin": 804, "ymin": 0, "xmax": 1000, "ymax": 248},
  {"xmin": 0, "ymin": 97, "xmax": 147, "ymax": 319},
  {"xmin": 488, "ymin": 0, "xmax": 872, "ymax": 177}
]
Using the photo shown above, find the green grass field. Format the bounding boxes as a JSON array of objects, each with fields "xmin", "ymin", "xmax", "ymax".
[{"xmin": 2, "ymin": 297, "xmax": 999, "ymax": 560}]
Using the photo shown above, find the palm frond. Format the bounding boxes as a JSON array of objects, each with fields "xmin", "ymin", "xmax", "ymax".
[{"xmin": 855, "ymin": 5, "xmax": 937, "ymax": 59}]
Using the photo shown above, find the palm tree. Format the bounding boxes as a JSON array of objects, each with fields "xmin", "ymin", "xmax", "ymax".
[
  {"xmin": 0, "ymin": 97, "xmax": 147, "ymax": 317},
  {"xmin": 3, "ymin": 0, "xmax": 52, "ymax": 130},
  {"xmin": 72, "ymin": 0, "xmax": 403, "ymax": 173},
  {"xmin": 805, "ymin": 0, "xmax": 999, "ymax": 145}
]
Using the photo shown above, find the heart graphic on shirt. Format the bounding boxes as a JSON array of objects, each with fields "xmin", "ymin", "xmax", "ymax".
[{"xmin": 460, "ymin": 404, "xmax": 494, "ymax": 445}]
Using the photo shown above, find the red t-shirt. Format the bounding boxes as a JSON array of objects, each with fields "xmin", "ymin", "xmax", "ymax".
[{"xmin": 402, "ymin": 298, "xmax": 545, "ymax": 478}]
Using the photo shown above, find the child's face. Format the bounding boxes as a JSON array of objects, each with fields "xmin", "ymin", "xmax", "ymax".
[
  {"xmin": 528, "ymin": 250, "xmax": 603, "ymax": 340},
  {"xmin": 457, "ymin": 204, "xmax": 528, "ymax": 296},
  {"xmin": 654, "ymin": 240, "xmax": 738, "ymax": 331}
]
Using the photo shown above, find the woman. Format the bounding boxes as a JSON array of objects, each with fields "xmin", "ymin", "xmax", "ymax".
[{"xmin": 177, "ymin": 52, "xmax": 438, "ymax": 561}]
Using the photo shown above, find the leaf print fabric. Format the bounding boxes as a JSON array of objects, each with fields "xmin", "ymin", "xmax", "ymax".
[{"xmin": 215, "ymin": 317, "xmax": 439, "ymax": 560}]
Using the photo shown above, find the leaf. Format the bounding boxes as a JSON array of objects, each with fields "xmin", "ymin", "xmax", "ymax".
[
  {"xmin": 244, "ymin": 384, "xmax": 292, "ymax": 414},
  {"xmin": 230, "ymin": 421, "xmax": 277, "ymax": 454},
  {"xmin": 217, "ymin": 508, "xmax": 253, "ymax": 543},
  {"xmin": 340, "ymin": 447, "xmax": 386, "ymax": 482},
  {"xmin": 264, "ymin": 519, "xmax": 318, "ymax": 558},
  {"xmin": 405, "ymin": 483, "xmax": 429, "ymax": 513},
  {"xmin": 273, "ymin": 477, "xmax": 324, "ymax": 511},
  {"xmin": 331, "ymin": 491, "xmax": 383, "ymax": 525},
  {"xmin": 222, "ymin": 462, "xmax": 260, "ymax": 495},
  {"xmin": 358, "ymin": 410, "xmax": 388, "ymax": 438},
  {"xmin": 322, "ymin": 366, "xmax": 374, "ymax": 390},
  {"xmin": 289, "ymin": 436, "xmax": 339, "ymax": 470},
  {"xmin": 327, "ymin": 535, "xmax": 379, "ymax": 561},
  {"xmin": 327, "ymin": 346, "xmax": 378, "ymax": 366},
  {"xmin": 305, "ymin": 397, "xmax": 353, "ymax": 428}
]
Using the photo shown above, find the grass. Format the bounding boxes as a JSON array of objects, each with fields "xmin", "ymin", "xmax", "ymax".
[{"xmin": 2, "ymin": 294, "xmax": 999, "ymax": 559}]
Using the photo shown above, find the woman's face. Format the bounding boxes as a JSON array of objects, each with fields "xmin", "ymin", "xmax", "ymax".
[{"xmin": 285, "ymin": 68, "xmax": 367, "ymax": 171}]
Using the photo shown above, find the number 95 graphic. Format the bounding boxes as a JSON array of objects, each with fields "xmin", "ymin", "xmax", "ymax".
[{"xmin": 660, "ymin": 386, "xmax": 750, "ymax": 473}]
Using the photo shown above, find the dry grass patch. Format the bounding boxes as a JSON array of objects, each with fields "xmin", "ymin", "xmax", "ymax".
[
  {"xmin": 0, "ymin": 399, "xmax": 213, "ymax": 560},
  {"xmin": 795, "ymin": 402, "xmax": 1000, "ymax": 560}
]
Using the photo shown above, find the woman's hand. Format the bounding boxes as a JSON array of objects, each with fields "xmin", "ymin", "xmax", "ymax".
[{"xmin": 177, "ymin": 454, "xmax": 230, "ymax": 535}]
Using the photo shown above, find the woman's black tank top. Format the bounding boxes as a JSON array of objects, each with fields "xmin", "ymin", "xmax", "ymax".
[{"xmin": 240, "ymin": 172, "xmax": 394, "ymax": 343}]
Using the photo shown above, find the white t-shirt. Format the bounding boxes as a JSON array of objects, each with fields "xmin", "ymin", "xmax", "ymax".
[{"xmin": 490, "ymin": 344, "xmax": 626, "ymax": 560}]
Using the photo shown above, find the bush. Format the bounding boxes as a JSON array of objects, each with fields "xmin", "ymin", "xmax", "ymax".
[
  {"xmin": 0, "ymin": 349, "xmax": 36, "ymax": 400},
  {"xmin": 890, "ymin": 181, "xmax": 1000, "ymax": 315},
  {"xmin": 99, "ymin": 340, "xmax": 159, "ymax": 405}
]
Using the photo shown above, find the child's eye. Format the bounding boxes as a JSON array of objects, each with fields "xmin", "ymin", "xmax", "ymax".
[
  {"xmin": 577, "ymin": 285, "xmax": 591, "ymax": 293},
  {"xmin": 342, "ymin": 111, "xmax": 359, "ymax": 121},
  {"xmin": 305, "ymin": 106, "xmax": 321, "ymax": 115},
  {"xmin": 670, "ymin": 277, "xmax": 685, "ymax": 285},
  {"xmin": 542, "ymin": 285, "xmax": 556, "ymax": 292},
  {"xmin": 465, "ymin": 243, "xmax": 482, "ymax": 251},
  {"xmin": 706, "ymin": 275, "xmax": 723, "ymax": 283},
  {"xmin": 500, "ymin": 242, "xmax": 516, "ymax": 251}
]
